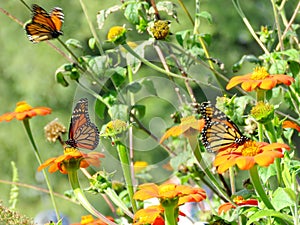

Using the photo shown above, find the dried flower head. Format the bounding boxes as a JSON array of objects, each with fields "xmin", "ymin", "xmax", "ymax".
[{"xmin": 44, "ymin": 118, "xmax": 67, "ymax": 143}]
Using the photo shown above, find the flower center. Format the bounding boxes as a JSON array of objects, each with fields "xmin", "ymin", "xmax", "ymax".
[
  {"xmin": 250, "ymin": 67, "xmax": 269, "ymax": 80},
  {"xmin": 233, "ymin": 196, "xmax": 245, "ymax": 204},
  {"xmin": 64, "ymin": 147, "xmax": 79, "ymax": 154},
  {"xmin": 241, "ymin": 141, "xmax": 261, "ymax": 156},
  {"xmin": 14, "ymin": 101, "xmax": 32, "ymax": 113}
]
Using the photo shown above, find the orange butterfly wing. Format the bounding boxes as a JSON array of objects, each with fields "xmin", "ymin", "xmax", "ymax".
[
  {"xmin": 200, "ymin": 102, "xmax": 249, "ymax": 152},
  {"xmin": 66, "ymin": 98, "xmax": 99, "ymax": 150},
  {"xmin": 25, "ymin": 4, "xmax": 64, "ymax": 43}
]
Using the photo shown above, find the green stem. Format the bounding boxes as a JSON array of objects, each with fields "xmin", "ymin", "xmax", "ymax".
[
  {"xmin": 249, "ymin": 165, "xmax": 274, "ymax": 209},
  {"xmin": 22, "ymin": 119, "xmax": 60, "ymax": 221},
  {"xmin": 78, "ymin": 0, "xmax": 104, "ymax": 55},
  {"xmin": 232, "ymin": 0, "xmax": 271, "ymax": 56},
  {"xmin": 104, "ymin": 188, "xmax": 134, "ymax": 218},
  {"xmin": 264, "ymin": 122, "xmax": 283, "ymax": 186},
  {"xmin": 121, "ymin": 44, "xmax": 193, "ymax": 81},
  {"xmin": 188, "ymin": 135, "xmax": 232, "ymax": 203},
  {"xmin": 229, "ymin": 167, "xmax": 236, "ymax": 194},
  {"xmin": 115, "ymin": 140, "xmax": 138, "ymax": 212},
  {"xmin": 163, "ymin": 203, "xmax": 178, "ymax": 225},
  {"xmin": 270, "ymin": 0, "xmax": 284, "ymax": 51},
  {"xmin": 68, "ymin": 169, "xmax": 117, "ymax": 225}
]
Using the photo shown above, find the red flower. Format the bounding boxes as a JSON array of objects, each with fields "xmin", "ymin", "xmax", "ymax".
[
  {"xmin": 133, "ymin": 205, "xmax": 165, "ymax": 225},
  {"xmin": 0, "ymin": 101, "xmax": 51, "ymax": 122},
  {"xmin": 218, "ymin": 196, "xmax": 258, "ymax": 214},
  {"xmin": 226, "ymin": 67, "xmax": 294, "ymax": 92},
  {"xmin": 214, "ymin": 140, "xmax": 289, "ymax": 173},
  {"xmin": 38, "ymin": 147, "xmax": 105, "ymax": 174}
]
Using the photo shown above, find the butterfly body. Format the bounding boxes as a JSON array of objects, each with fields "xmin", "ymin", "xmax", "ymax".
[
  {"xmin": 25, "ymin": 4, "xmax": 64, "ymax": 43},
  {"xmin": 65, "ymin": 98, "xmax": 99, "ymax": 150},
  {"xmin": 200, "ymin": 102, "xmax": 249, "ymax": 152}
]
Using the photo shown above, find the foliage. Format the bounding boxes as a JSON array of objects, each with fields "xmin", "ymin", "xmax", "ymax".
[{"xmin": 0, "ymin": 0, "xmax": 299, "ymax": 224}]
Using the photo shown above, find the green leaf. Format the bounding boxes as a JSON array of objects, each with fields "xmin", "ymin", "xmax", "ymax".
[
  {"xmin": 142, "ymin": 78, "xmax": 157, "ymax": 96},
  {"xmin": 170, "ymin": 151, "xmax": 191, "ymax": 170},
  {"xmin": 95, "ymin": 99, "xmax": 107, "ymax": 120},
  {"xmin": 109, "ymin": 104, "xmax": 128, "ymax": 120},
  {"xmin": 247, "ymin": 209, "xmax": 294, "ymax": 225},
  {"xmin": 55, "ymin": 72, "xmax": 69, "ymax": 87},
  {"xmin": 65, "ymin": 39, "xmax": 83, "ymax": 49},
  {"xmin": 124, "ymin": 3, "xmax": 140, "ymax": 25},
  {"xmin": 289, "ymin": 60, "xmax": 300, "ymax": 76},
  {"xmin": 151, "ymin": 1, "xmax": 178, "ymax": 21},
  {"xmin": 97, "ymin": 5, "xmax": 121, "ymax": 29},
  {"xmin": 126, "ymin": 81, "xmax": 142, "ymax": 93},
  {"xmin": 88, "ymin": 56, "xmax": 110, "ymax": 77},
  {"xmin": 131, "ymin": 104, "xmax": 146, "ymax": 119},
  {"xmin": 111, "ymin": 67, "xmax": 127, "ymax": 87},
  {"xmin": 272, "ymin": 187, "xmax": 296, "ymax": 211},
  {"xmin": 88, "ymin": 38, "xmax": 96, "ymax": 50},
  {"xmin": 197, "ymin": 11, "xmax": 213, "ymax": 24},
  {"xmin": 9, "ymin": 161, "xmax": 19, "ymax": 210}
]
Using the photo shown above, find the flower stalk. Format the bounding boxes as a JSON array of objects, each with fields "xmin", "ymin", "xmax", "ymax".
[
  {"xmin": 114, "ymin": 140, "xmax": 138, "ymax": 212},
  {"xmin": 22, "ymin": 118, "xmax": 60, "ymax": 221},
  {"xmin": 68, "ymin": 168, "xmax": 117, "ymax": 225}
]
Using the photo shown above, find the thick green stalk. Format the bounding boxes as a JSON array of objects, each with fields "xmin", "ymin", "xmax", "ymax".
[
  {"xmin": 115, "ymin": 141, "xmax": 138, "ymax": 212},
  {"xmin": 249, "ymin": 165, "xmax": 274, "ymax": 209},
  {"xmin": 22, "ymin": 119, "xmax": 60, "ymax": 220},
  {"xmin": 264, "ymin": 121, "xmax": 283, "ymax": 187},
  {"xmin": 163, "ymin": 203, "xmax": 178, "ymax": 225},
  {"xmin": 68, "ymin": 169, "xmax": 117, "ymax": 225}
]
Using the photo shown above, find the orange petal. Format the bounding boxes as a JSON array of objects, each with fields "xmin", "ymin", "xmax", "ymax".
[
  {"xmin": 254, "ymin": 151, "xmax": 283, "ymax": 166},
  {"xmin": 283, "ymin": 120, "xmax": 300, "ymax": 132},
  {"xmin": 235, "ymin": 156, "xmax": 255, "ymax": 170},
  {"xmin": 259, "ymin": 77, "xmax": 276, "ymax": 90},
  {"xmin": 218, "ymin": 202, "xmax": 235, "ymax": 214},
  {"xmin": 226, "ymin": 75, "xmax": 247, "ymax": 90}
]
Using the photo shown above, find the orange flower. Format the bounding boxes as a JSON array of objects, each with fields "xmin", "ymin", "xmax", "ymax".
[
  {"xmin": 133, "ymin": 183, "xmax": 206, "ymax": 205},
  {"xmin": 0, "ymin": 101, "xmax": 51, "ymax": 122},
  {"xmin": 218, "ymin": 196, "xmax": 258, "ymax": 214},
  {"xmin": 214, "ymin": 140, "xmax": 289, "ymax": 173},
  {"xmin": 226, "ymin": 67, "xmax": 294, "ymax": 92},
  {"xmin": 160, "ymin": 116, "xmax": 205, "ymax": 143},
  {"xmin": 72, "ymin": 214, "xmax": 115, "ymax": 225},
  {"xmin": 38, "ymin": 147, "xmax": 105, "ymax": 174},
  {"xmin": 283, "ymin": 120, "xmax": 300, "ymax": 132},
  {"xmin": 133, "ymin": 205, "xmax": 165, "ymax": 225}
]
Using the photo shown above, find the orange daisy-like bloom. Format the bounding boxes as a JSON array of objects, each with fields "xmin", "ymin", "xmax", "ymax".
[
  {"xmin": 133, "ymin": 183, "xmax": 206, "ymax": 205},
  {"xmin": 0, "ymin": 101, "xmax": 51, "ymax": 122},
  {"xmin": 283, "ymin": 120, "xmax": 300, "ymax": 132},
  {"xmin": 218, "ymin": 196, "xmax": 258, "ymax": 214},
  {"xmin": 71, "ymin": 214, "xmax": 114, "ymax": 225},
  {"xmin": 133, "ymin": 205, "xmax": 165, "ymax": 225},
  {"xmin": 160, "ymin": 116, "xmax": 205, "ymax": 143},
  {"xmin": 214, "ymin": 140, "xmax": 290, "ymax": 173},
  {"xmin": 226, "ymin": 66, "xmax": 294, "ymax": 92},
  {"xmin": 38, "ymin": 147, "xmax": 105, "ymax": 174}
]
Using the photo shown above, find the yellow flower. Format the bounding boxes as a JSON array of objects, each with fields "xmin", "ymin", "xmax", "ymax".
[
  {"xmin": 0, "ymin": 101, "xmax": 51, "ymax": 122},
  {"xmin": 107, "ymin": 26, "xmax": 127, "ymax": 45}
]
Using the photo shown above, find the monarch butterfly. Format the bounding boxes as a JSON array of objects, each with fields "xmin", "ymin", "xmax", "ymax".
[
  {"xmin": 65, "ymin": 98, "xmax": 99, "ymax": 150},
  {"xmin": 200, "ymin": 101, "xmax": 249, "ymax": 152},
  {"xmin": 25, "ymin": 4, "xmax": 64, "ymax": 43}
]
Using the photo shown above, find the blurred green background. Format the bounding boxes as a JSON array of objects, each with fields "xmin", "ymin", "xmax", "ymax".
[{"xmin": 0, "ymin": 0, "xmax": 298, "ymax": 223}]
